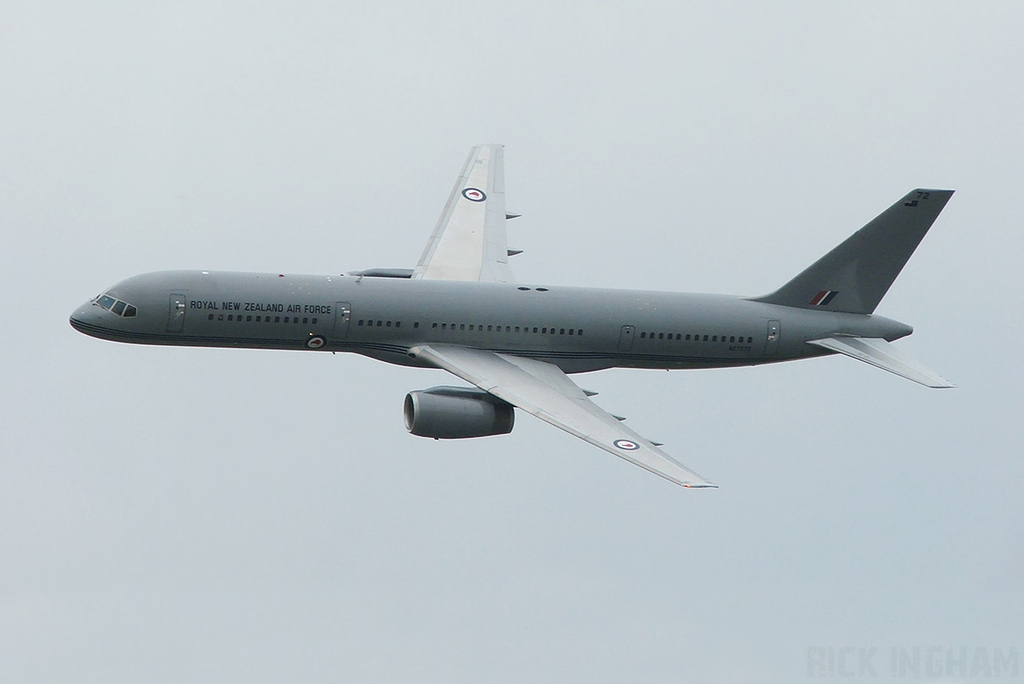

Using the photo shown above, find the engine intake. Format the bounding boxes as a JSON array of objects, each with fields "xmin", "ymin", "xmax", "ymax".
[{"xmin": 404, "ymin": 386, "xmax": 515, "ymax": 439}]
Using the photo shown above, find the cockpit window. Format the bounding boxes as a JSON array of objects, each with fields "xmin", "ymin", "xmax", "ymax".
[{"xmin": 95, "ymin": 293, "xmax": 138, "ymax": 318}]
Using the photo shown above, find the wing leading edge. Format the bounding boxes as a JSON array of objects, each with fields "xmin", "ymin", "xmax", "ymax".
[
  {"xmin": 412, "ymin": 145, "xmax": 514, "ymax": 283},
  {"xmin": 410, "ymin": 344, "xmax": 717, "ymax": 489}
]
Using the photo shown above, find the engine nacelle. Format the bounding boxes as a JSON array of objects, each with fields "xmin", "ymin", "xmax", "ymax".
[{"xmin": 404, "ymin": 386, "xmax": 515, "ymax": 439}]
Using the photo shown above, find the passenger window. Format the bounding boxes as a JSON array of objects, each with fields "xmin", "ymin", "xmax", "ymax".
[
  {"xmin": 568, "ymin": 329, "xmax": 574, "ymax": 335},
  {"xmin": 469, "ymin": 325, "xmax": 475, "ymax": 331},
  {"xmin": 303, "ymin": 317, "xmax": 309, "ymax": 324},
  {"xmin": 208, "ymin": 313, "xmax": 214, "ymax": 320},
  {"xmin": 312, "ymin": 318, "xmax": 318, "ymax": 324},
  {"xmin": 515, "ymin": 326, "xmax": 520, "ymax": 333},
  {"xmin": 640, "ymin": 332, "xmax": 646, "ymax": 339},
  {"xmin": 432, "ymin": 323, "xmax": 437, "ymax": 329},
  {"xmin": 730, "ymin": 336, "xmax": 735, "ymax": 342},
  {"xmin": 577, "ymin": 330, "xmax": 582, "ymax": 336},
  {"xmin": 658, "ymin": 333, "xmax": 664, "ymax": 340},
  {"xmin": 414, "ymin": 322, "xmax": 419, "ymax": 328},
  {"xmin": 442, "ymin": 323, "xmax": 447, "ymax": 330},
  {"xmin": 712, "ymin": 335, "xmax": 717, "ymax": 342},
  {"xmin": 460, "ymin": 324, "xmax": 465, "ymax": 330},
  {"xmin": 218, "ymin": 314, "xmax": 224, "ymax": 321},
  {"xmin": 541, "ymin": 328, "xmax": 547, "ymax": 334},
  {"xmin": 394, "ymin": 321, "xmax": 399, "ymax": 328},
  {"xmin": 228, "ymin": 315, "xmax": 234, "ymax": 321},
  {"xmin": 560, "ymin": 328, "xmax": 565, "ymax": 335},
  {"xmin": 386, "ymin": 321, "xmax": 392, "ymax": 327},
  {"xmin": 676, "ymin": 334, "xmax": 681, "ymax": 340},
  {"xmin": 703, "ymin": 335, "xmax": 708, "ymax": 341},
  {"xmin": 275, "ymin": 316, "xmax": 280, "ymax": 323},
  {"xmin": 747, "ymin": 336, "xmax": 753, "ymax": 343},
  {"xmin": 247, "ymin": 315, "xmax": 253, "ymax": 322},
  {"xmin": 505, "ymin": 326, "xmax": 510, "ymax": 332}
]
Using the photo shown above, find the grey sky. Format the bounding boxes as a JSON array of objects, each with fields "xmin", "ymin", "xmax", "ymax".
[{"xmin": 2, "ymin": 2, "xmax": 1023, "ymax": 682}]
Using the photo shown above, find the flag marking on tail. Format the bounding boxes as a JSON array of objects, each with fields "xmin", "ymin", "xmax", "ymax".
[{"xmin": 810, "ymin": 290, "xmax": 839, "ymax": 306}]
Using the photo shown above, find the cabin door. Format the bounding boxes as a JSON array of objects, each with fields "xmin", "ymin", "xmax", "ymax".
[
  {"xmin": 765, "ymin": 319, "xmax": 781, "ymax": 356},
  {"xmin": 617, "ymin": 325, "xmax": 636, "ymax": 351},
  {"xmin": 167, "ymin": 294, "xmax": 186, "ymax": 332},
  {"xmin": 333, "ymin": 302, "xmax": 352, "ymax": 339}
]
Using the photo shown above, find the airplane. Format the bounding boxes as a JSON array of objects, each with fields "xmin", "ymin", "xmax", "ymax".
[{"xmin": 70, "ymin": 145, "xmax": 954, "ymax": 489}]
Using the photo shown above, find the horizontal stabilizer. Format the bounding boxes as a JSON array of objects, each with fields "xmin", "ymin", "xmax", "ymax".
[{"xmin": 807, "ymin": 336, "xmax": 954, "ymax": 388}]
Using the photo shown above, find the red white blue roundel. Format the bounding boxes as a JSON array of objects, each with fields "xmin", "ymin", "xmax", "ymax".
[
  {"xmin": 462, "ymin": 187, "xmax": 486, "ymax": 202},
  {"xmin": 614, "ymin": 439, "xmax": 640, "ymax": 451}
]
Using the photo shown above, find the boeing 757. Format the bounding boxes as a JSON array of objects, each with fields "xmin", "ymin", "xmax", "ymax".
[{"xmin": 70, "ymin": 145, "xmax": 954, "ymax": 488}]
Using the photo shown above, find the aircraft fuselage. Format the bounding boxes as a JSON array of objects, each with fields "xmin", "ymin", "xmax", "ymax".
[{"xmin": 70, "ymin": 270, "xmax": 912, "ymax": 374}]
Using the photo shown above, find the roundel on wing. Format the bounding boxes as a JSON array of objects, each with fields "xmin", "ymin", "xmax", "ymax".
[
  {"xmin": 462, "ymin": 187, "xmax": 486, "ymax": 202},
  {"xmin": 613, "ymin": 439, "xmax": 640, "ymax": 451}
]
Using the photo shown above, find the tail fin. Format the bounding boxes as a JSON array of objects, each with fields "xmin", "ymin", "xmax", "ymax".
[{"xmin": 753, "ymin": 189, "xmax": 953, "ymax": 314}]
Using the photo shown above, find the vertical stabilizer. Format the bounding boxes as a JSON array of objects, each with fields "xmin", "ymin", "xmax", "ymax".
[{"xmin": 753, "ymin": 189, "xmax": 953, "ymax": 314}]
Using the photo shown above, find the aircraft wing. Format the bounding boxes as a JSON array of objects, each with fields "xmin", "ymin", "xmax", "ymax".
[
  {"xmin": 410, "ymin": 344, "xmax": 717, "ymax": 489},
  {"xmin": 412, "ymin": 145, "xmax": 514, "ymax": 283}
]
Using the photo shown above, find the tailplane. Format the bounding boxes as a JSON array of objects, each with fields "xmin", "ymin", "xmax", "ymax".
[
  {"xmin": 808, "ymin": 336, "xmax": 954, "ymax": 388},
  {"xmin": 753, "ymin": 189, "xmax": 953, "ymax": 314}
]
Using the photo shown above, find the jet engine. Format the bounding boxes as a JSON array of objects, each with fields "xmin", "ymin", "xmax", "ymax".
[{"xmin": 404, "ymin": 386, "xmax": 515, "ymax": 439}]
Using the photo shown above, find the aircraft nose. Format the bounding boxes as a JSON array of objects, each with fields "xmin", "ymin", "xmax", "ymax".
[{"xmin": 69, "ymin": 301, "xmax": 106, "ymax": 336}]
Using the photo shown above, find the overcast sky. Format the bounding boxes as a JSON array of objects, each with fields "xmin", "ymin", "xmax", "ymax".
[{"xmin": 2, "ymin": 2, "xmax": 1023, "ymax": 682}]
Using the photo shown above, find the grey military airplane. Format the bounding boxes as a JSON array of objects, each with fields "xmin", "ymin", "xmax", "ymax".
[{"xmin": 70, "ymin": 145, "xmax": 954, "ymax": 489}]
